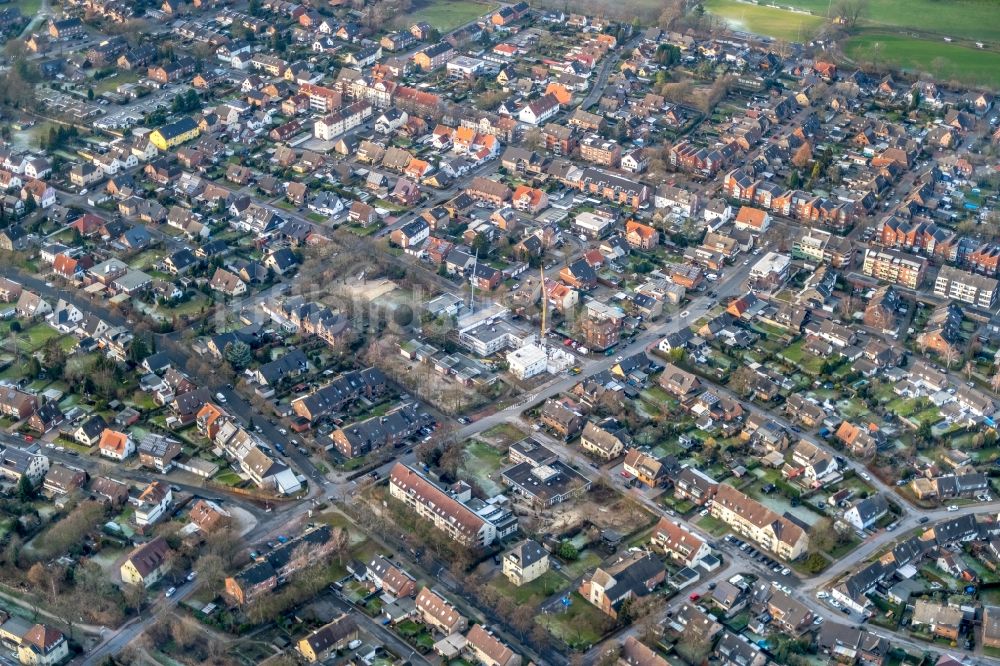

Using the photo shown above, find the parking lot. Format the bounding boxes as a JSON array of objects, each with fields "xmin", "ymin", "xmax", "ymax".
[{"xmin": 93, "ymin": 83, "xmax": 191, "ymax": 130}]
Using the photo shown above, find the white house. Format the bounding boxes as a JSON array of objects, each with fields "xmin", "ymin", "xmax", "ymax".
[
  {"xmin": 375, "ymin": 109, "xmax": 408, "ymax": 135},
  {"xmin": 843, "ymin": 495, "xmax": 889, "ymax": 531},
  {"xmin": 98, "ymin": 429, "xmax": 136, "ymax": 461},
  {"xmin": 702, "ymin": 198, "xmax": 732, "ymax": 226},
  {"xmin": 134, "ymin": 481, "xmax": 173, "ymax": 527},
  {"xmin": 518, "ymin": 94, "xmax": 560, "ymax": 125}
]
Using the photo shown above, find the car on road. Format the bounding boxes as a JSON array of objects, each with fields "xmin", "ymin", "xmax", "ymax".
[
  {"xmin": 187, "ymin": 571, "xmax": 197, "ymax": 582},
  {"xmin": 919, "ymin": 516, "xmax": 930, "ymax": 523},
  {"xmin": 278, "ymin": 428, "xmax": 287, "ymax": 435},
  {"xmin": 859, "ymin": 471, "xmax": 871, "ymax": 481},
  {"xmin": 457, "ymin": 417, "xmax": 471, "ymax": 424},
  {"xmin": 689, "ymin": 593, "xmax": 700, "ymax": 601},
  {"xmin": 215, "ymin": 392, "xmax": 226, "ymax": 404},
  {"xmin": 165, "ymin": 587, "xmax": 176, "ymax": 597},
  {"xmin": 680, "ymin": 310, "xmax": 690, "ymax": 318},
  {"xmin": 781, "ymin": 568, "xmax": 790, "ymax": 576},
  {"xmin": 947, "ymin": 505, "xmax": 959, "ymax": 512}
]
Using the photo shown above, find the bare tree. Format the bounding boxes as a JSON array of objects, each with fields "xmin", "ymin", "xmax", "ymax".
[
  {"xmin": 832, "ymin": 0, "xmax": 869, "ymax": 30},
  {"xmin": 657, "ymin": 0, "xmax": 686, "ymax": 29},
  {"xmin": 943, "ymin": 345, "xmax": 959, "ymax": 370},
  {"xmin": 990, "ymin": 369, "xmax": 1000, "ymax": 394}
]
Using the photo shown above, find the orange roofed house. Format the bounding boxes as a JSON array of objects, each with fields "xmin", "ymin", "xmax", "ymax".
[
  {"xmin": 196, "ymin": 403, "xmax": 227, "ymax": 440},
  {"xmin": 544, "ymin": 82, "xmax": 573, "ymax": 105},
  {"xmin": 98, "ymin": 428, "xmax": 135, "ymax": 461},
  {"xmin": 511, "ymin": 185, "xmax": 548, "ymax": 214},
  {"xmin": 835, "ymin": 421, "xmax": 878, "ymax": 458},
  {"xmin": 17, "ymin": 624, "xmax": 68, "ymax": 666},
  {"xmin": 651, "ymin": 516, "xmax": 711, "ymax": 567},
  {"xmin": 734, "ymin": 206, "xmax": 770, "ymax": 232},
  {"xmin": 625, "ymin": 220, "xmax": 659, "ymax": 250}
]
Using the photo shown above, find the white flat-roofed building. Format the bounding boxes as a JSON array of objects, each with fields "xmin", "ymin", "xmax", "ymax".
[
  {"xmin": 507, "ymin": 343, "xmax": 548, "ymax": 380},
  {"xmin": 573, "ymin": 211, "xmax": 617, "ymax": 238},
  {"xmin": 749, "ymin": 252, "xmax": 791, "ymax": 283},
  {"xmin": 446, "ymin": 56, "xmax": 485, "ymax": 78}
]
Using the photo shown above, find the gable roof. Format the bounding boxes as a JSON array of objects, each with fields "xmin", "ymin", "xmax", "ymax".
[{"xmin": 124, "ymin": 536, "xmax": 171, "ymax": 578}]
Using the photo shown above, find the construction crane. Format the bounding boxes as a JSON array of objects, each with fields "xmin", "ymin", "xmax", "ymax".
[{"xmin": 539, "ymin": 265, "xmax": 547, "ymax": 340}]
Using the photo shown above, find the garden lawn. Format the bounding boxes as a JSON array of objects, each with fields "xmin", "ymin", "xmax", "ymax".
[
  {"xmin": 14, "ymin": 0, "xmax": 42, "ymax": 16},
  {"xmin": 537, "ymin": 592, "xmax": 613, "ymax": 650},
  {"xmin": 460, "ymin": 440, "xmax": 505, "ymax": 495},
  {"xmin": 560, "ymin": 549, "xmax": 602, "ymax": 579},
  {"xmin": 93, "ymin": 71, "xmax": 140, "ymax": 95},
  {"xmin": 20, "ymin": 324, "xmax": 61, "ymax": 351},
  {"xmin": 401, "ymin": 0, "xmax": 497, "ymax": 33},
  {"xmin": 779, "ymin": 340, "xmax": 824, "ymax": 375},
  {"xmin": 214, "ymin": 471, "xmax": 244, "ymax": 486},
  {"xmin": 697, "ymin": 514, "xmax": 730, "ymax": 536},
  {"xmin": 490, "ymin": 570, "xmax": 567, "ymax": 606},
  {"xmin": 482, "ymin": 423, "xmax": 527, "ymax": 446}
]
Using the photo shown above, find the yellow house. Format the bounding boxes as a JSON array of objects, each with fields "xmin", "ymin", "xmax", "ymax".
[
  {"xmin": 120, "ymin": 537, "xmax": 171, "ymax": 587},
  {"xmin": 16, "ymin": 625, "xmax": 68, "ymax": 666},
  {"xmin": 710, "ymin": 484, "xmax": 809, "ymax": 561},
  {"xmin": 149, "ymin": 116, "xmax": 201, "ymax": 151},
  {"xmin": 296, "ymin": 615, "xmax": 358, "ymax": 663},
  {"xmin": 502, "ymin": 540, "xmax": 549, "ymax": 586}
]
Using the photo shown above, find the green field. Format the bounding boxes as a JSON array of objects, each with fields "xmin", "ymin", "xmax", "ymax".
[
  {"xmin": 704, "ymin": 0, "xmax": 1000, "ymax": 88},
  {"xmin": 845, "ymin": 33, "xmax": 1000, "ymax": 88},
  {"xmin": 704, "ymin": 0, "xmax": 825, "ymax": 41},
  {"xmin": 400, "ymin": 0, "xmax": 498, "ymax": 33},
  {"xmin": 93, "ymin": 71, "xmax": 141, "ymax": 95},
  {"xmin": 14, "ymin": 0, "xmax": 42, "ymax": 17},
  {"xmin": 769, "ymin": 0, "xmax": 1000, "ymax": 42}
]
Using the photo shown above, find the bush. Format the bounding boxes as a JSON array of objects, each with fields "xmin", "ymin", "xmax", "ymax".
[
  {"xmin": 556, "ymin": 541, "xmax": 579, "ymax": 561},
  {"xmin": 803, "ymin": 552, "xmax": 828, "ymax": 574}
]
